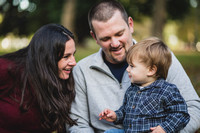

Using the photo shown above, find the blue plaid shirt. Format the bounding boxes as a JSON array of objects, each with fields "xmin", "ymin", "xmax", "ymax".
[{"xmin": 115, "ymin": 78, "xmax": 190, "ymax": 133}]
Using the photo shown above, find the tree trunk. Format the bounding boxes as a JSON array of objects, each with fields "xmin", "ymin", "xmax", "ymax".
[
  {"xmin": 60, "ymin": 0, "xmax": 76, "ymax": 34},
  {"xmin": 151, "ymin": 0, "xmax": 167, "ymax": 39}
]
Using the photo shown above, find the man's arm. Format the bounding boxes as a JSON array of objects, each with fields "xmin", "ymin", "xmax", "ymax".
[
  {"xmin": 67, "ymin": 65, "xmax": 94, "ymax": 133},
  {"xmin": 167, "ymin": 52, "xmax": 200, "ymax": 132}
]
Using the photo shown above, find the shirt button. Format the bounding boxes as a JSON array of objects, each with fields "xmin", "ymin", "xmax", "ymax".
[
  {"xmin": 137, "ymin": 91, "xmax": 141, "ymax": 94},
  {"xmin": 129, "ymin": 124, "xmax": 132, "ymax": 128},
  {"xmin": 132, "ymin": 105, "xmax": 135, "ymax": 109}
]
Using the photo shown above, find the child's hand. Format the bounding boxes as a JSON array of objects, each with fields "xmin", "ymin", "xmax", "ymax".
[
  {"xmin": 99, "ymin": 109, "xmax": 117, "ymax": 122},
  {"xmin": 150, "ymin": 125, "xmax": 166, "ymax": 133}
]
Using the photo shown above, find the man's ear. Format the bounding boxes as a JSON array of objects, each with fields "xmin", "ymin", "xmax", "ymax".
[
  {"xmin": 90, "ymin": 30, "xmax": 97, "ymax": 40},
  {"xmin": 90, "ymin": 30, "xmax": 98, "ymax": 44},
  {"xmin": 147, "ymin": 65, "xmax": 157, "ymax": 77},
  {"xmin": 128, "ymin": 17, "xmax": 134, "ymax": 34}
]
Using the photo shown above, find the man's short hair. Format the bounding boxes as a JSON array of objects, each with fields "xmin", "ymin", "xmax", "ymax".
[{"xmin": 88, "ymin": 0, "xmax": 128, "ymax": 34}]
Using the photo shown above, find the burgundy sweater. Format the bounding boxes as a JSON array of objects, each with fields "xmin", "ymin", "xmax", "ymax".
[{"xmin": 0, "ymin": 58, "xmax": 49, "ymax": 133}]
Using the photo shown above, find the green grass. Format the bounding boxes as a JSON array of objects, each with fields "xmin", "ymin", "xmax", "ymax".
[
  {"xmin": 75, "ymin": 46, "xmax": 99, "ymax": 61},
  {"xmin": 175, "ymin": 51, "xmax": 200, "ymax": 96}
]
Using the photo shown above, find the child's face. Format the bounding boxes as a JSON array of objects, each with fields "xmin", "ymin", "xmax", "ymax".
[{"xmin": 126, "ymin": 58, "xmax": 153, "ymax": 86}]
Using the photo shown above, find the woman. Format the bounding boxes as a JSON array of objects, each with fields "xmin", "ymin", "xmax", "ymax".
[{"xmin": 0, "ymin": 24, "xmax": 77, "ymax": 133}]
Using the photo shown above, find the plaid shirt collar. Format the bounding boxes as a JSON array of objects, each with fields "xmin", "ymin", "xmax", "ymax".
[{"xmin": 131, "ymin": 78, "xmax": 165, "ymax": 91}]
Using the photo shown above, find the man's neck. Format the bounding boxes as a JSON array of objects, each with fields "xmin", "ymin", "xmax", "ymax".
[{"xmin": 103, "ymin": 54, "xmax": 128, "ymax": 83}]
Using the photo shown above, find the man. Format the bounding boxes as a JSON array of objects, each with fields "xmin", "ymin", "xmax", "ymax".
[{"xmin": 68, "ymin": 0, "xmax": 200, "ymax": 132}]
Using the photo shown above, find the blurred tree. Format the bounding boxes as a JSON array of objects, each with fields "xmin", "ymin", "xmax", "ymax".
[
  {"xmin": 72, "ymin": 0, "xmax": 191, "ymax": 44},
  {"xmin": 0, "ymin": 0, "xmax": 193, "ymax": 45},
  {"xmin": 177, "ymin": 0, "xmax": 200, "ymax": 50},
  {"xmin": 61, "ymin": 0, "xmax": 76, "ymax": 34},
  {"xmin": 120, "ymin": 0, "xmax": 190, "ymax": 39},
  {"xmin": 0, "ymin": 0, "xmax": 64, "ymax": 36},
  {"xmin": 73, "ymin": 0, "xmax": 97, "ymax": 45},
  {"xmin": 194, "ymin": 0, "xmax": 200, "ymax": 44},
  {"xmin": 152, "ymin": 0, "xmax": 167, "ymax": 39}
]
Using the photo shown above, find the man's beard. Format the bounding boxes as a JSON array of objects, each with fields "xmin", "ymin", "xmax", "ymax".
[{"xmin": 109, "ymin": 49, "xmax": 128, "ymax": 64}]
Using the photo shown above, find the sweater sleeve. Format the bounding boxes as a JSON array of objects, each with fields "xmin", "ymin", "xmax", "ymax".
[
  {"xmin": 166, "ymin": 52, "xmax": 200, "ymax": 132},
  {"xmin": 67, "ymin": 65, "xmax": 95, "ymax": 133}
]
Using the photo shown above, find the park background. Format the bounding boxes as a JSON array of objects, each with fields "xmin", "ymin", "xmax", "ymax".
[{"xmin": 0, "ymin": 0, "xmax": 200, "ymax": 132}]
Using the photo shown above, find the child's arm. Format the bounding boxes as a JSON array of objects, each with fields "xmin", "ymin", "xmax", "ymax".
[
  {"xmin": 99, "ymin": 109, "xmax": 117, "ymax": 122},
  {"xmin": 158, "ymin": 84, "xmax": 190, "ymax": 132},
  {"xmin": 150, "ymin": 125, "xmax": 166, "ymax": 133}
]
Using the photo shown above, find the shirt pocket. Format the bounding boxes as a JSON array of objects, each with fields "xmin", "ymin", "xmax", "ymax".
[{"xmin": 137, "ymin": 97, "xmax": 160, "ymax": 116}]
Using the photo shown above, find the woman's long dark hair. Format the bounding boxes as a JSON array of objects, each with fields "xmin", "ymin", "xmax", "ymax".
[{"xmin": 1, "ymin": 24, "xmax": 77, "ymax": 132}]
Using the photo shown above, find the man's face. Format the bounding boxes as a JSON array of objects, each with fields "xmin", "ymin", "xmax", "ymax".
[{"xmin": 91, "ymin": 11, "xmax": 134, "ymax": 64}]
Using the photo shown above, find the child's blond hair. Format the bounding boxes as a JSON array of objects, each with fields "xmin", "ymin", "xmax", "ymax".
[{"xmin": 127, "ymin": 37, "xmax": 172, "ymax": 79}]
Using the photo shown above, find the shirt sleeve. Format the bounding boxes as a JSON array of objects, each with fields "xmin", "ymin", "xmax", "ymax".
[
  {"xmin": 166, "ymin": 52, "xmax": 200, "ymax": 132},
  {"xmin": 160, "ymin": 85, "xmax": 190, "ymax": 132}
]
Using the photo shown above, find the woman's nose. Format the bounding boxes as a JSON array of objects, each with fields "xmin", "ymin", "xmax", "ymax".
[{"xmin": 69, "ymin": 56, "xmax": 76, "ymax": 66}]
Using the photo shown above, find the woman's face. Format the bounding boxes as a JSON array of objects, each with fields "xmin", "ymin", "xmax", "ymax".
[{"xmin": 58, "ymin": 38, "xmax": 76, "ymax": 80}]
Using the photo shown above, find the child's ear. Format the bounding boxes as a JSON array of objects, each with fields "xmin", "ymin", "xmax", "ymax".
[{"xmin": 147, "ymin": 65, "xmax": 157, "ymax": 77}]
